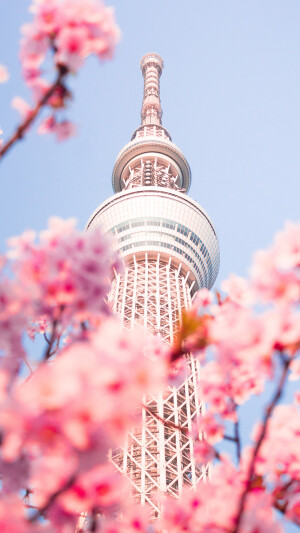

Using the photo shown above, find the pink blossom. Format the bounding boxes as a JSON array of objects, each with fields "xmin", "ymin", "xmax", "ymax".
[
  {"xmin": 17, "ymin": 0, "xmax": 120, "ymax": 141},
  {"xmin": 192, "ymin": 288, "xmax": 213, "ymax": 311},
  {"xmin": 101, "ymin": 504, "xmax": 150, "ymax": 533},
  {"xmin": 0, "ymin": 64, "xmax": 9, "ymax": 83},
  {"xmin": 0, "ymin": 496, "xmax": 31, "ymax": 532},
  {"xmin": 55, "ymin": 26, "xmax": 89, "ymax": 71},
  {"xmin": 251, "ymin": 221, "xmax": 300, "ymax": 304},
  {"xmin": 160, "ymin": 460, "xmax": 282, "ymax": 533},
  {"xmin": 193, "ymin": 440, "xmax": 216, "ymax": 463},
  {"xmin": 254, "ymin": 405, "xmax": 300, "ymax": 483},
  {"xmin": 0, "ymin": 278, "xmax": 29, "ymax": 378},
  {"xmin": 221, "ymin": 274, "xmax": 254, "ymax": 306},
  {"xmin": 53, "ymin": 119, "xmax": 76, "ymax": 141},
  {"xmin": 274, "ymin": 221, "xmax": 300, "ymax": 270},
  {"xmin": 30, "ymin": 0, "xmax": 65, "ymax": 35},
  {"xmin": 196, "ymin": 412, "xmax": 224, "ymax": 444},
  {"xmin": 0, "ymin": 318, "xmax": 168, "ymax": 463},
  {"xmin": 11, "ymin": 97, "xmax": 32, "ymax": 120},
  {"xmin": 290, "ymin": 359, "xmax": 300, "ymax": 381},
  {"xmin": 59, "ymin": 464, "xmax": 124, "ymax": 513},
  {"xmin": 38, "ymin": 116, "xmax": 76, "ymax": 140},
  {"xmin": 286, "ymin": 493, "xmax": 300, "ymax": 525},
  {"xmin": 7, "ymin": 217, "xmax": 121, "ymax": 325}
]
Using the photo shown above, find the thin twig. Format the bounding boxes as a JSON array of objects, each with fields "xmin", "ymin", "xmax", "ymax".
[
  {"xmin": 234, "ymin": 410, "xmax": 241, "ymax": 462},
  {"xmin": 89, "ymin": 508, "xmax": 98, "ymax": 532},
  {"xmin": 43, "ymin": 318, "xmax": 58, "ymax": 360},
  {"xmin": 29, "ymin": 473, "xmax": 76, "ymax": 522},
  {"xmin": 223, "ymin": 435, "xmax": 237, "ymax": 442},
  {"xmin": 233, "ymin": 354, "xmax": 291, "ymax": 533},
  {"xmin": 143, "ymin": 405, "xmax": 188, "ymax": 434},
  {"xmin": 222, "ymin": 408, "xmax": 241, "ymax": 462},
  {"xmin": 0, "ymin": 66, "xmax": 67, "ymax": 162}
]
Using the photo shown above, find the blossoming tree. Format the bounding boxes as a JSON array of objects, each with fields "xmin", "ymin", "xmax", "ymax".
[{"xmin": 0, "ymin": 1, "xmax": 299, "ymax": 532}]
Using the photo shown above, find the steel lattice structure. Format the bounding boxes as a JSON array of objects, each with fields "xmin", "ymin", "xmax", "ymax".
[
  {"xmin": 109, "ymin": 256, "xmax": 208, "ymax": 517},
  {"xmin": 86, "ymin": 53, "xmax": 220, "ymax": 518}
]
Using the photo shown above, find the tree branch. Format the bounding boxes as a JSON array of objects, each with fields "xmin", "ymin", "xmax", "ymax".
[
  {"xmin": 233, "ymin": 354, "xmax": 291, "ymax": 533},
  {"xmin": 143, "ymin": 405, "xmax": 188, "ymax": 434},
  {"xmin": 43, "ymin": 318, "xmax": 58, "ymax": 361},
  {"xmin": 234, "ymin": 410, "xmax": 241, "ymax": 462},
  {"xmin": 0, "ymin": 66, "xmax": 67, "ymax": 162},
  {"xmin": 29, "ymin": 473, "xmax": 76, "ymax": 522}
]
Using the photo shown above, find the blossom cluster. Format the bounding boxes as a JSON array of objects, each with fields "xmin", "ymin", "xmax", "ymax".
[
  {"xmin": 176, "ymin": 220, "xmax": 300, "ymax": 530},
  {"xmin": 13, "ymin": 0, "xmax": 120, "ymax": 141},
  {"xmin": 0, "ymin": 319, "xmax": 168, "ymax": 521},
  {"xmin": 0, "ymin": 215, "xmax": 299, "ymax": 531},
  {"xmin": 160, "ymin": 460, "xmax": 282, "ymax": 533},
  {"xmin": 0, "ymin": 217, "xmax": 121, "ymax": 381}
]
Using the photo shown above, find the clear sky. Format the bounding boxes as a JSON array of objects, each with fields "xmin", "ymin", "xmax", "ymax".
[{"xmin": 0, "ymin": 2, "xmax": 299, "ymax": 530}]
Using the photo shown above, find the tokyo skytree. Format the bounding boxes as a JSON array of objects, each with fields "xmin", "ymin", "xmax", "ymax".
[{"xmin": 86, "ymin": 53, "xmax": 220, "ymax": 517}]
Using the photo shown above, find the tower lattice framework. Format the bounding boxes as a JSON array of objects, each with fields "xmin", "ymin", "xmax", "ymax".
[{"xmin": 87, "ymin": 54, "xmax": 220, "ymax": 517}]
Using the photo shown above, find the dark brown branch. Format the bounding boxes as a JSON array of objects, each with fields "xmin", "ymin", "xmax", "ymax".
[
  {"xmin": 0, "ymin": 66, "xmax": 67, "ymax": 162},
  {"xmin": 234, "ymin": 410, "xmax": 241, "ymax": 462},
  {"xmin": 89, "ymin": 508, "xmax": 98, "ymax": 532},
  {"xmin": 29, "ymin": 473, "xmax": 76, "ymax": 522},
  {"xmin": 143, "ymin": 405, "xmax": 188, "ymax": 434},
  {"xmin": 223, "ymin": 435, "xmax": 237, "ymax": 442},
  {"xmin": 43, "ymin": 318, "xmax": 58, "ymax": 361},
  {"xmin": 233, "ymin": 355, "xmax": 291, "ymax": 533}
]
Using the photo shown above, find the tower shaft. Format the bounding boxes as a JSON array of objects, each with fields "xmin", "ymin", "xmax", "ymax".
[
  {"xmin": 87, "ymin": 53, "xmax": 220, "ymax": 518},
  {"xmin": 109, "ymin": 255, "xmax": 207, "ymax": 516}
]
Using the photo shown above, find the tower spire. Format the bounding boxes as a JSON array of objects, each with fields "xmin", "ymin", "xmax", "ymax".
[{"xmin": 140, "ymin": 53, "xmax": 164, "ymax": 126}]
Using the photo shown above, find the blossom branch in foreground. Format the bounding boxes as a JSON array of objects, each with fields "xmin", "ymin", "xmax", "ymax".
[
  {"xmin": 29, "ymin": 473, "xmax": 77, "ymax": 523},
  {"xmin": 233, "ymin": 354, "xmax": 291, "ymax": 533},
  {"xmin": 0, "ymin": 0, "xmax": 120, "ymax": 163},
  {"xmin": 0, "ymin": 67, "xmax": 66, "ymax": 161}
]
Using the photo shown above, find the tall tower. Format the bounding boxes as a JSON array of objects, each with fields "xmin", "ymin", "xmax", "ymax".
[{"xmin": 87, "ymin": 54, "xmax": 220, "ymax": 516}]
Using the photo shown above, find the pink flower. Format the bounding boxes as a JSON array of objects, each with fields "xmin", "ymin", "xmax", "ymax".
[
  {"xmin": 60, "ymin": 464, "xmax": 124, "ymax": 513},
  {"xmin": 53, "ymin": 119, "xmax": 76, "ymax": 141},
  {"xmin": 30, "ymin": 0, "xmax": 65, "ymax": 34},
  {"xmin": 0, "ymin": 64, "xmax": 9, "ymax": 83},
  {"xmin": 38, "ymin": 116, "xmax": 76, "ymax": 140},
  {"xmin": 254, "ymin": 405, "xmax": 300, "ymax": 483},
  {"xmin": 0, "ymin": 318, "xmax": 168, "ymax": 464},
  {"xmin": 11, "ymin": 97, "xmax": 32, "ymax": 120},
  {"xmin": 17, "ymin": 0, "xmax": 120, "ymax": 141},
  {"xmin": 192, "ymin": 288, "xmax": 213, "ymax": 311},
  {"xmin": 55, "ymin": 26, "xmax": 89, "ymax": 71},
  {"xmin": 196, "ymin": 412, "xmax": 224, "ymax": 444},
  {"xmin": 222, "ymin": 274, "xmax": 254, "ymax": 306},
  {"xmin": 7, "ymin": 217, "xmax": 120, "ymax": 325},
  {"xmin": 286, "ymin": 494, "xmax": 300, "ymax": 525},
  {"xmin": 290, "ymin": 359, "xmax": 300, "ymax": 381},
  {"xmin": 251, "ymin": 221, "xmax": 300, "ymax": 304},
  {"xmin": 193, "ymin": 440, "xmax": 216, "ymax": 463},
  {"xmin": 274, "ymin": 221, "xmax": 300, "ymax": 270}
]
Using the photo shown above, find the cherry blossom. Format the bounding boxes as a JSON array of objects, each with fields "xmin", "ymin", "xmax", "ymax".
[
  {"xmin": 0, "ymin": 210, "xmax": 298, "ymax": 532},
  {"xmin": 0, "ymin": 0, "xmax": 120, "ymax": 159},
  {"xmin": 11, "ymin": 96, "xmax": 32, "ymax": 120},
  {"xmin": 18, "ymin": 0, "xmax": 120, "ymax": 140},
  {"xmin": 6, "ymin": 217, "xmax": 121, "ymax": 326},
  {"xmin": 0, "ymin": 64, "xmax": 9, "ymax": 83},
  {"xmin": 250, "ymin": 221, "xmax": 300, "ymax": 304},
  {"xmin": 160, "ymin": 459, "xmax": 282, "ymax": 533}
]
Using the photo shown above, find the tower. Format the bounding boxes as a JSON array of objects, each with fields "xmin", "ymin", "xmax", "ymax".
[{"xmin": 87, "ymin": 54, "xmax": 220, "ymax": 516}]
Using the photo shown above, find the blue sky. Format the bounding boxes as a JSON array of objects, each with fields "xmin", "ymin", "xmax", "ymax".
[
  {"xmin": 0, "ymin": 2, "xmax": 299, "ymax": 530},
  {"xmin": 1, "ymin": 0, "xmax": 299, "ymax": 286}
]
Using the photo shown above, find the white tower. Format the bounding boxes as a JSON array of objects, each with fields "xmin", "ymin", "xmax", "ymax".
[{"xmin": 87, "ymin": 54, "xmax": 220, "ymax": 517}]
